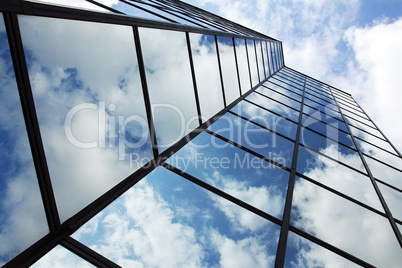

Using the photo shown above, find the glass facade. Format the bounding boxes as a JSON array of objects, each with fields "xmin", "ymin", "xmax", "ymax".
[{"xmin": 0, "ymin": 0, "xmax": 400, "ymax": 267}]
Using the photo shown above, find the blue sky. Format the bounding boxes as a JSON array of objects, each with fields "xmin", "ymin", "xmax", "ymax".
[{"xmin": 183, "ymin": 0, "xmax": 402, "ymax": 153}]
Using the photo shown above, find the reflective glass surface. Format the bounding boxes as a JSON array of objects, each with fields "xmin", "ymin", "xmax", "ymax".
[
  {"xmin": 190, "ymin": 34, "xmax": 224, "ymax": 121},
  {"xmin": 262, "ymin": 41, "xmax": 270, "ymax": 77},
  {"xmin": 302, "ymin": 115, "xmax": 354, "ymax": 148},
  {"xmin": 350, "ymin": 125, "xmax": 396, "ymax": 154},
  {"xmin": 246, "ymin": 91, "xmax": 300, "ymax": 123},
  {"xmin": 246, "ymin": 40, "xmax": 259, "ymax": 86},
  {"xmin": 27, "ymin": 0, "xmax": 109, "ymax": 13},
  {"xmin": 208, "ymin": 113, "xmax": 295, "ymax": 168},
  {"xmin": 263, "ymin": 81, "xmax": 303, "ymax": 102},
  {"xmin": 166, "ymin": 131, "xmax": 290, "ymax": 219},
  {"xmin": 342, "ymin": 109, "xmax": 371, "ymax": 125},
  {"xmin": 359, "ymin": 141, "xmax": 402, "ymax": 170},
  {"xmin": 31, "ymin": 245, "xmax": 94, "ymax": 268},
  {"xmin": 0, "ymin": 15, "xmax": 48, "ymax": 265},
  {"xmin": 365, "ymin": 156, "xmax": 402, "ymax": 189},
  {"xmin": 256, "ymin": 87, "xmax": 301, "ymax": 111},
  {"xmin": 73, "ymin": 167, "xmax": 281, "ymax": 267},
  {"xmin": 20, "ymin": 16, "xmax": 153, "ymax": 221},
  {"xmin": 304, "ymin": 99, "xmax": 341, "ymax": 120},
  {"xmin": 140, "ymin": 28, "xmax": 199, "ymax": 151},
  {"xmin": 255, "ymin": 40, "xmax": 265, "ymax": 81},
  {"xmin": 377, "ymin": 183, "xmax": 402, "ymax": 221},
  {"xmin": 217, "ymin": 36, "xmax": 241, "ymax": 105},
  {"xmin": 303, "ymin": 105, "xmax": 349, "ymax": 133},
  {"xmin": 297, "ymin": 146, "xmax": 382, "ymax": 211},
  {"xmin": 234, "ymin": 38, "xmax": 251, "ymax": 94},
  {"xmin": 305, "ymin": 93, "xmax": 338, "ymax": 111},
  {"xmin": 270, "ymin": 76, "xmax": 304, "ymax": 92},
  {"xmin": 300, "ymin": 128, "xmax": 363, "ymax": 172},
  {"xmin": 291, "ymin": 177, "xmax": 402, "ymax": 267},
  {"xmin": 285, "ymin": 231, "xmax": 360, "ymax": 267},
  {"xmin": 231, "ymin": 100, "xmax": 297, "ymax": 140},
  {"xmin": 345, "ymin": 117, "xmax": 383, "ymax": 139}
]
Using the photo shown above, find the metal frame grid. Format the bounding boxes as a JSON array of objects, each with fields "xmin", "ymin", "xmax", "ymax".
[{"xmin": 0, "ymin": 0, "xmax": 401, "ymax": 267}]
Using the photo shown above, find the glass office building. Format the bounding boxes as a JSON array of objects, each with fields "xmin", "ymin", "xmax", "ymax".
[{"xmin": 0, "ymin": 0, "xmax": 401, "ymax": 267}]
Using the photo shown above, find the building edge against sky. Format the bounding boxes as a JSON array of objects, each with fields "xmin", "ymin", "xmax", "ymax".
[{"xmin": 0, "ymin": 0, "xmax": 401, "ymax": 267}]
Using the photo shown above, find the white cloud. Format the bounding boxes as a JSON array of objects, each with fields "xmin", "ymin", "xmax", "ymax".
[{"xmin": 31, "ymin": 245, "xmax": 94, "ymax": 268}]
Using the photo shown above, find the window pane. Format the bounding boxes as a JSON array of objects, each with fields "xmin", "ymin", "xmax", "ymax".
[
  {"xmin": 302, "ymin": 115, "xmax": 355, "ymax": 149},
  {"xmin": 285, "ymin": 231, "xmax": 360, "ymax": 267},
  {"xmin": 262, "ymin": 41, "xmax": 270, "ymax": 77},
  {"xmin": 0, "ymin": 14, "xmax": 48, "ymax": 264},
  {"xmin": 263, "ymin": 81, "xmax": 303, "ymax": 101},
  {"xmin": 246, "ymin": 91, "xmax": 299, "ymax": 122},
  {"xmin": 297, "ymin": 146, "xmax": 383, "ymax": 211},
  {"xmin": 255, "ymin": 40, "xmax": 265, "ymax": 81},
  {"xmin": 365, "ymin": 156, "xmax": 402, "ymax": 189},
  {"xmin": 291, "ymin": 177, "xmax": 402, "ymax": 267},
  {"xmin": 303, "ymin": 105, "xmax": 349, "ymax": 133},
  {"xmin": 73, "ymin": 167, "xmax": 281, "ymax": 267},
  {"xmin": 234, "ymin": 38, "xmax": 251, "ymax": 94},
  {"xmin": 31, "ymin": 245, "xmax": 95, "ymax": 268},
  {"xmin": 246, "ymin": 40, "xmax": 259, "ymax": 86},
  {"xmin": 350, "ymin": 125, "xmax": 396, "ymax": 154},
  {"xmin": 231, "ymin": 100, "xmax": 297, "ymax": 140},
  {"xmin": 140, "ymin": 28, "xmax": 199, "ymax": 151},
  {"xmin": 27, "ymin": 0, "xmax": 110, "ymax": 13},
  {"xmin": 377, "ymin": 183, "xmax": 402, "ymax": 221},
  {"xmin": 256, "ymin": 87, "xmax": 301, "ymax": 111},
  {"xmin": 166, "ymin": 132, "xmax": 290, "ymax": 219},
  {"xmin": 345, "ymin": 117, "xmax": 383, "ymax": 139},
  {"xmin": 20, "ymin": 16, "xmax": 154, "ymax": 221},
  {"xmin": 208, "ymin": 113, "xmax": 295, "ymax": 168},
  {"xmin": 271, "ymin": 76, "xmax": 304, "ymax": 92},
  {"xmin": 217, "ymin": 36, "xmax": 241, "ymax": 105}
]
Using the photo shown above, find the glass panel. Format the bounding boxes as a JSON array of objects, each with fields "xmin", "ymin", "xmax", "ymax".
[
  {"xmin": 365, "ymin": 156, "xmax": 402, "ymax": 190},
  {"xmin": 26, "ymin": 0, "xmax": 110, "ymax": 13},
  {"xmin": 20, "ymin": 16, "xmax": 153, "ymax": 221},
  {"xmin": 304, "ymin": 99, "xmax": 342, "ymax": 120},
  {"xmin": 350, "ymin": 125, "xmax": 396, "ymax": 154},
  {"xmin": 305, "ymin": 85, "xmax": 333, "ymax": 100},
  {"xmin": 343, "ymin": 109, "xmax": 371, "ymax": 125},
  {"xmin": 271, "ymin": 76, "xmax": 304, "ymax": 91},
  {"xmin": 73, "ymin": 167, "xmax": 281, "ymax": 267},
  {"xmin": 112, "ymin": 1, "xmax": 176, "ymax": 23},
  {"xmin": 234, "ymin": 38, "xmax": 251, "ymax": 94},
  {"xmin": 303, "ymin": 105, "xmax": 349, "ymax": 133},
  {"xmin": 231, "ymin": 100, "xmax": 297, "ymax": 140},
  {"xmin": 267, "ymin": 42, "xmax": 274, "ymax": 74},
  {"xmin": 305, "ymin": 92, "xmax": 338, "ymax": 111},
  {"xmin": 285, "ymin": 231, "xmax": 360, "ymax": 267},
  {"xmin": 378, "ymin": 183, "xmax": 402, "ymax": 221},
  {"xmin": 246, "ymin": 40, "xmax": 259, "ymax": 86},
  {"xmin": 217, "ymin": 36, "xmax": 240, "ymax": 105},
  {"xmin": 346, "ymin": 117, "xmax": 383, "ymax": 139},
  {"xmin": 208, "ymin": 113, "xmax": 295, "ymax": 168},
  {"xmin": 190, "ymin": 33, "xmax": 224, "ymax": 121},
  {"xmin": 291, "ymin": 176, "xmax": 402, "ymax": 267},
  {"xmin": 246, "ymin": 91, "xmax": 299, "ymax": 122},
  {"xmin": 166, "ymin": 132, "xmax": 290, "ymax": 219},
  {"xmin": 0, "ymin": 15, "xmax": 48, "ymax": 265},
  {"xmin": 262, "ymin": 41, "xmax": 270, "ymax": 77},
  {"xmin": 263, "ymin": 81, "xmax": 303, "ymax": 101},
  {"xmin": 300, "ymin": 128, "xmax": 364, "ymax": 172},
  {"xmin": 297, "ymin": 146, "xmax": 383, "ymax": 211},
  {"xmin": 255, "ymin": 40, "xmax": 265, "ymax": 81},
  {"xmin": 140, "ymin": 28, "xmax": 199, "ymax": 151},
  {"xmin": 338, "ymin": 98, "xmax": 361, "ymax": 110},
  {"xmin": 302, "ymin": 115, "xmax": 355, "ymax": 149},
  {"xmin": 256, "ymin": 87, "xmax": 301, "ymax": 111},
  {"xmin": 279, "ymin": 70, "xmax": 304, "ymax": 85},
  {"xmin": 31, "ymin": 245, "xmax": 95, "ymax": 268},
  {"xmin": 359, "ymin": 141, "xmax": 402, "ymax": 170}
]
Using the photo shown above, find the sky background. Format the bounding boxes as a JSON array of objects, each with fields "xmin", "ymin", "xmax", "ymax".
[{"xmin": 182, "ymin": 0, "xmax": 402, "ymax": 153}]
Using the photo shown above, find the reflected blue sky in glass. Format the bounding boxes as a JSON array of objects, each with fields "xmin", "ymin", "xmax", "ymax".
[
  {"xmin": 263, "ymin": 81, "xmax": 303, "ymax": 101},
  {"xmin": 20, "ymin": 16, "xmax": 153, "ymax": 221},
  {"xmin": 208, "ymin": 112, "xmax": 295, "ymax": 168},
  {"xmin": 304, "ymin": 99, "xmax": 341, "ymax": 120},
  {"xmin": 166, "ymin": 131, "xmax": 290, "ymax": 219},
  {"xmin": 31, "ymin": 245, "xmax": 94, "ymax": 268},
  {"xmin": 217, "ymin": 36, "xmax": 240, "ymax": 105},
  {"xmin": 296, "ymin": 146, "xmax": 383, "ymax": 211},
  {"xmin": 305, "ymin": 92, "xmax": 338, "ymax": 111},
  {"xmin": 256, "ymin": 87, "xmax": 301, "ymax": 111},
  {"xmin": 246, "ymin": 91, "xmax": 300, "ymax": 122},
  {"xmin": 344, "ymin": 116, "xmax": 383, "ymax": 139},
  {"xmin": 291, "ymin": 176, "xmax": 402, "ymax": 267},
  {"xmin": 0, "ymin": 14, "xmax": 48, "ymax": 265},
  {"xmin": 284, "ymin": 231, "xmax": 360, "ymax": 267},
  {"xmin": 303, "ymin": 105, "xmax": 349, "ymax": 133},
  {"xmin": 234, "ymin": 38, "xmax": 251, "ymax": 95},
  {"xmin": 302, "ymin": 114, "xmax": 354, "ymax": 148},
  {"xmin": 73, "ymin": 167, "xmax": 281, "ymax": 267},
  {"xmin": 269, "ymin": 76, "xmax": 304, "ymax": 92},
  {"xmin": 255, "ymin": 40, "xmax": 265, "ymax": 81},
  {"xmin": 231, "ymin": 100, "xmax": 297, "ymax": 140},
  {"xmin": 349, "ymin": 124, "xmax": 396, "ymax": 153},
  {"xmin": 246, "ymin": 39, "xmax": 259, "ymax": 86}
]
